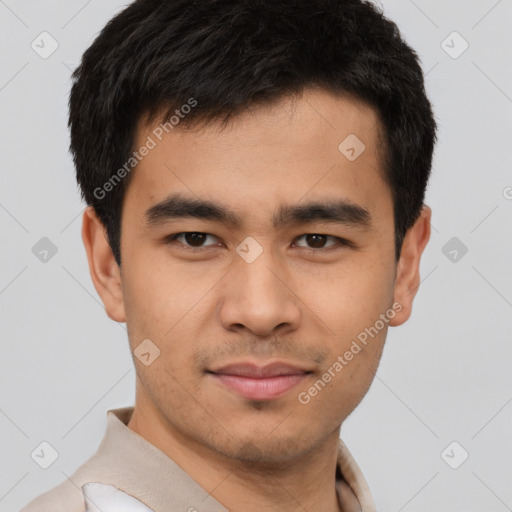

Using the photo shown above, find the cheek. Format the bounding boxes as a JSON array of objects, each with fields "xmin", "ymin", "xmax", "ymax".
[
  {"xmin": 121, "ymin": 256, "xmax": 198, "ymax": 337},
  {"xmin": 122, "ymin": 265, "xmax": 213, "ymax": 377},
  {"xmin": 298, "ymin": 264, "xmax": 393, "ymax": 398},
  {"xmin": 300, "ymin": 262, "xmax": 395, "ymax": 336},
  {"xmin": 296, "ymin": 349, "xmax": 383, "ymax": 425},
  {"xmin": 122, "ymin": 275, "xmax": 168, "ymax": 338}
]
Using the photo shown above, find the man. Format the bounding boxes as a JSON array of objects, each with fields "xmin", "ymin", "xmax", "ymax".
[{"xmin": 21, "ymin": 0, "xmax": 436, "ymax": 510}]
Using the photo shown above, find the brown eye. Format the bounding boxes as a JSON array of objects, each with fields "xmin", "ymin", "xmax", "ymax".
[
  {"xmin": 166, "ymin": 232, "xmax": 220, "ymax": 248},
  {"xmin": 294, "ymin": 234, "xmax": 343, "ymax": 250},
  {"xmin": 305, "ymin": 234, "xmax": 327, "ymax": 248},
  {"xmin": 184, "ymin": 232, "xmax": 207, "ymax": 247}
]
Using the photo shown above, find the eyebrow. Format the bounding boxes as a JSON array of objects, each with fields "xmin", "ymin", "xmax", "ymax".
[{"xmin": 144, "ymin": 193, "xmax": 372, "ymax": 230}]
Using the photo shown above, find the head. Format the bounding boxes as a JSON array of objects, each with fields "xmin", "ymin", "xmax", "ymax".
[{"xmin": 72, "ymin": 0, "xmax": 436, "ymax": 464}]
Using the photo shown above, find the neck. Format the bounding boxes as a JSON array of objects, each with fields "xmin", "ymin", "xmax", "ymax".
[{"xmin": 127, "ymin": 399, "xmax": 343, "ymax": 512}]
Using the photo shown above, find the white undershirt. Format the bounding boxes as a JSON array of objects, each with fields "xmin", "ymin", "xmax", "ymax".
[{"xmin": 83, "ymin": 482, "xmax": 154, "ymax": 512}]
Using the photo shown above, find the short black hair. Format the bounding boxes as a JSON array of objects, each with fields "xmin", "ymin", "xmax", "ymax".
[{"xmin": 69, "ymin": 0, "xmax": 437, "ymax": 265}]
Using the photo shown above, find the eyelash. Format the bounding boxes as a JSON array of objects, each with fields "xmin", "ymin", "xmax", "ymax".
[{"xmin": 164, "ymin": 232, "xmax": 353, "ymax": 253}]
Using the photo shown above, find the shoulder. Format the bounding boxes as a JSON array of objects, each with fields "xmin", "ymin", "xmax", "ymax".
[{"xmin": 19, "ymin": 477, "xmax": 86, "ymax": 512}]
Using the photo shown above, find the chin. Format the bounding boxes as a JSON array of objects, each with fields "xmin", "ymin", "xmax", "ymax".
[{"xmin": 207, "ymin": 429, "xmax": 318, "ymax": 467}]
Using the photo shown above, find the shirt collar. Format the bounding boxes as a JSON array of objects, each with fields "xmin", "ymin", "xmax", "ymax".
[{"xmin": 80, "ymin": 406, "xmax": 375, "ymax": 512}]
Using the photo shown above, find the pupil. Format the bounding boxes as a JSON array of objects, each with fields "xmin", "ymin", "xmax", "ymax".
[
  {"xmin": 307, "ymin": 234, "xmax": 326, "ymax": 248},
  {"xmin": 186, "ymin": 232, "xmax": 206, "ymax": 247}
]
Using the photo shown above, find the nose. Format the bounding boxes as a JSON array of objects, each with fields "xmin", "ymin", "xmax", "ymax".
[{"xmin": 219, "ymin": 248, "xmax": 301, "ymax": 337}]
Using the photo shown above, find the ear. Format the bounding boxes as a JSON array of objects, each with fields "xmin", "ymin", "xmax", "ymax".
[
  {"xmin": 81, "ymin": 206, "xmax": 126, "ymax": 323},
  {"xmin": 389, "ymin": 205, "xmax": 432, "ymax": 327}
]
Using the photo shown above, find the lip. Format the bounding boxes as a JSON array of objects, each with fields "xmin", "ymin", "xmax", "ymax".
[
  {"xmin": 208, "ymin": 361, "xmax": 311, "ymax": 378},
  {"xmin": 206, "ymin": 361, "xmax": 312, "ymax": 400}
]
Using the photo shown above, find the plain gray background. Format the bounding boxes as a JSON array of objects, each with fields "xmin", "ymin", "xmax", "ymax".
[{"xmin": 1, "ymin": 1, "xmax": 511, "ymax": 510}]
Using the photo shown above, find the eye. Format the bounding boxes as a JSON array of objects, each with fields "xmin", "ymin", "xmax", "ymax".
[
  {"xmin": 164, "ymin": 232, "xmax": 352, "ymax": 253},
  {"xmin": 293, "ymin": 234, "xmax": 350, "ymax": 251},
  {"xmin": 165, "ymin": 232, "xmax": 221, "ymax": 249}
]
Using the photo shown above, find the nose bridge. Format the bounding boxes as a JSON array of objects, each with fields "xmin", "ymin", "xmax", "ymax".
[
  {"xmin": 239, "ymin": 246, "xmax": 282, "ymax": 299},
  {"xmin": 237, "ymin": 239, "xmax": 286, "ymax": 302},
  {"xmin": 220, "ymin": 239, "xmax": 300, "ymax": 335}
]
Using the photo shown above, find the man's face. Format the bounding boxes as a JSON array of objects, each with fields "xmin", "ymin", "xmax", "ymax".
[{"xmin": 117, "ymin": 88, "xmax": 399, "ymax": 462}]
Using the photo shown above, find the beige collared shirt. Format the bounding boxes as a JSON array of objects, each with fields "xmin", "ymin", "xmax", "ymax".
[{"xmin": 20, "ymin": 406, "xmax": 376, "ymax": 512}]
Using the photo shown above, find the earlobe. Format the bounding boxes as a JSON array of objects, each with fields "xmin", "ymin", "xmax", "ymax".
[
  {"xmin": 81, "ymin": 206, "xmax": 126, "ymax": 323},
  {"xmin": 389, "ymin": 205, "xmax": 432, "ymax": 327}
]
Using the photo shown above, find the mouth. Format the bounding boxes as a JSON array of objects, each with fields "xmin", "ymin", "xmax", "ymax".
[{"xmin": 205, "ymin": 361, "xmax": 313, "ymax": 401}]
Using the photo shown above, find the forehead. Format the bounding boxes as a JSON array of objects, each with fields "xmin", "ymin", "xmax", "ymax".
[{"xmin": 124, "ymin": 88, "xmax": 390, "ymax": 230}]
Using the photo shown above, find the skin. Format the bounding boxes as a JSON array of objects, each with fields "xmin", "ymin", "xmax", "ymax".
[{"xmin": 82, "ymin": 87, "xmax": 431, "ymax": 512}]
